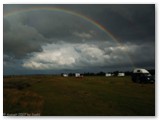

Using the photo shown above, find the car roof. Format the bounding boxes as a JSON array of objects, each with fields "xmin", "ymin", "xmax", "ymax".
[{"xmin": 133, "ymin": 68, "xmax": 149, "ymax": 73}]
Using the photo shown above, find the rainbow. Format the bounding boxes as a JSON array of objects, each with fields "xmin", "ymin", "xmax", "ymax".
[
  {"xmin": 4, "ymin": 6, "xmax": 117, "ymax": 41},
  {"xmin": 4, "ymin": 6, "xmax": 134, "ymax": 68}
]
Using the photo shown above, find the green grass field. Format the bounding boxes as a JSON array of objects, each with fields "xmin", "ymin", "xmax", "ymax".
[{"xmin": 3, "ymin": 75, "xmax": 155, "ymax": 116}]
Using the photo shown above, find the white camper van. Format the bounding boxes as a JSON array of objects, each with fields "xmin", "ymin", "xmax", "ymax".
[{"xmin": 131, "ymin": 68, "xmax": 154, "ymax": 83}]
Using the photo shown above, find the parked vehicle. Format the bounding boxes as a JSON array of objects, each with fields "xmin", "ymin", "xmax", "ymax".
[{"xmin": 131, "ymin": 68, "xmax": 154, "ymax": 83}]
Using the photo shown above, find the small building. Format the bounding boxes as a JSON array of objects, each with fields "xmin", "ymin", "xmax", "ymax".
[
  {"xmin": 118, "ymin": 73, "xmax": 125, "ymax": 76},
  {"xmin": 63, "ymin": 74, "xmax": 68, "ymax": 77},
  {"xmin": 105, "ymin": 73, "xmax": 112, "ymax": 77}
]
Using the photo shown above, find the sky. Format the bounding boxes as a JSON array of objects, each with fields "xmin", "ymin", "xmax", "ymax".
[{"xmin": 3, "ymin": 4, "xmax": 155, "ymax": 75}]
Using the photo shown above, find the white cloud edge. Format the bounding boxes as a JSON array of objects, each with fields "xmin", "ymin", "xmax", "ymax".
[{"xmin": 22, "ymin": 42, "xmax": 139, "ymax": 70}]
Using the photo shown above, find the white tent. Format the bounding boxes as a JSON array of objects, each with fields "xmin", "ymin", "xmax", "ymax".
[
  {"xmin": 105, "ymin": 73, "xmax": 112, "ymax": 77},
  {"xmin": 118, "ymin": 73, "xmax": 125, "ymax": 76},
  {"xmin": 63, "ymin": 74, "xmax": 68, "ymax": 77},
  {"xmin": 75, "ymin": 73, "xmax": 81, "ymax": 77}
]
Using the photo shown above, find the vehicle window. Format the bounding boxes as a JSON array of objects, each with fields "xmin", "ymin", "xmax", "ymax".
[
  {"xmin": 144, "ymin": 73, "xmax": 151, "ymax": 76},
  {"xmin": 137, "ymin": 70, "xmax": 141, "ymax": 72}
]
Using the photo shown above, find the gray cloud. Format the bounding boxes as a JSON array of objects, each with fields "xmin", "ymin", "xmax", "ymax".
[
  {"xmin": 3, "ymin": 8, "xmax": 112, "ymax": 58},
  {"xmin": 3, "ymin": 4, "xmax": 155, "ymax": 75},
  {"xmin": 22, "ymin": 42, "xmax": 130, "ymax": 70},
  {"xmin": 3, "ymin": 19, "xmax": 11, "ymax": 32},
  {"xmin": 22, "ymin": 41, "xmax": 154, "ymax": 71},
  {"xmin": 3, "ymin": 19, "xmax": 46, "ymax": 58},
  {"xmin": 67, "ymin": 4, "xmax": 155, "ymax": 43}
]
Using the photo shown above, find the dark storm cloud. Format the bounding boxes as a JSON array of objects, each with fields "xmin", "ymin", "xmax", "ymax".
[
  {"xmin": 3, "ymin": 18, "xmax": 46, "ymax": 58},
  {"xmin": 59, "ymin": 4, "xmax": 155, "ymax": 43},
  {"xmin": 3, "ymin": 19, "xmax": 11, "ymax": 32},
  {"xmin": 18, "ymin": 10, "xmax": 110, "ymax": 41},
  {"xmin": 4, "ymin": 4, "xmax": 155, "ymax": 42},
  {"xmin": 3, "ymin": 7, "xmax": 112, "ymax": 58},
  {"xmin": 3, "ymin": 4, "xmax": 155, "ymax": 75},
  {"xmin": 97, "ymin": 5, "xmax": 155, "ymax": 43}
]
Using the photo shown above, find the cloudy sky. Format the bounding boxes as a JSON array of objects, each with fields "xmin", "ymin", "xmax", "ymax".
[{"xmin": 3, "ymin": 4, "xmax": 155, "ymax": 75}]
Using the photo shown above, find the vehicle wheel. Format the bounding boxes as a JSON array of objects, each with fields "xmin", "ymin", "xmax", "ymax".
[
  {"xmin": 132, "ymin": 78, "xmax": 136, "ymax": 82},
  {"xmin": 136, "ymin": 77, "xmax": 141, "ymax": 83}
]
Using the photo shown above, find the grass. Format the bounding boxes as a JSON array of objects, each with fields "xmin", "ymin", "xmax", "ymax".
[{"xmin": 3, "ymin": 75, "xmax": 155, "ymax": 116}]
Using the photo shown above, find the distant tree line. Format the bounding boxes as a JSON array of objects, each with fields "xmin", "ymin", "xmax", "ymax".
[
  {"xmin": 4, "ymin": 69, "xmax": 155, "ymax": 77},
  {"xmin": 61, "ymin": 69, "xmax": 155, "ymax": 76}
]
